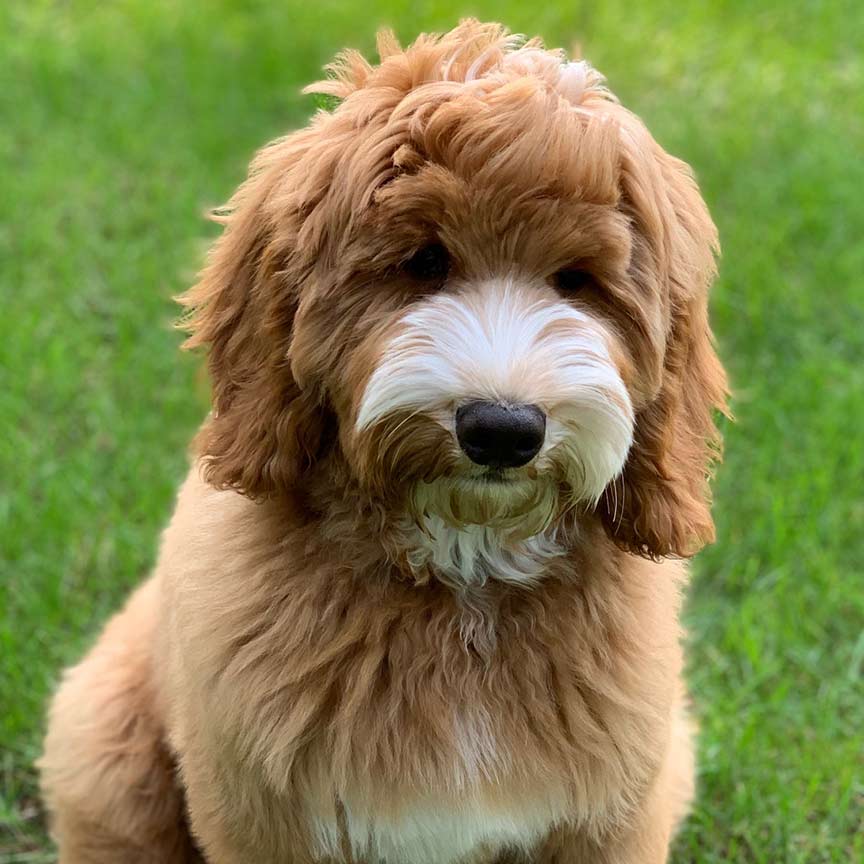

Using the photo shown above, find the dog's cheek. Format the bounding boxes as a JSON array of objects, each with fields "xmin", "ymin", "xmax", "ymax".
[
  {"xmin": 348, "ymin": 412, "xmax": 458, "ymax": 503},
  {"xmin": 330, "ymin": 313, "xmax": 410, "ymax": 475}
]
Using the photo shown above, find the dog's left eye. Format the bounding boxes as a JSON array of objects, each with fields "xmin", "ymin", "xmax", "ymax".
[
  {"xmin": 553, "ymin": 268, "xmax": 597, "ymax": 295},
  {"xmin": 403, "ymin": 243, "xmax": 450, "ymax": 283}
]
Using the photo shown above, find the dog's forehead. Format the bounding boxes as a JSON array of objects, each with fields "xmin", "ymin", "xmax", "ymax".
[
  {"xmin": 378, "ymin": 85, "xmax": 624, "ymax": 207},
  {"xmin": 345, "ymin": 84, "xmax": 627, "ymax": 263}
]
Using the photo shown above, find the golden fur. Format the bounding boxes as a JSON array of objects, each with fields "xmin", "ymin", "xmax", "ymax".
[{"xmin": 40, "ymin": 20, "xmax": 727, "ymax": 864}]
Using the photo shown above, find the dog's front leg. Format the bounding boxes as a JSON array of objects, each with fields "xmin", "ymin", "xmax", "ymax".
[
  {"xmin": 533, "ymin": 710, "xmax": 695, "ymax": 864},
  {"xmin": 532, "ymin": 789, "xmax": 674, "ymax": 864},
  {"xmin": 181, "ymin": 757, "xmax": 318, "ymax": 864},
  {"xmin": 40, "ymin": 579, "xmax": 202, "ymax": 864}
]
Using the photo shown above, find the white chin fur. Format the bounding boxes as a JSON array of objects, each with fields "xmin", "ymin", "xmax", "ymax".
[
  {"xmin": 357, "ymin": 278, "xmax": 635, "ymax": 584},
  {"xmin": 407, "ymin": 515, "xmax": 565, "ymax": 588}
]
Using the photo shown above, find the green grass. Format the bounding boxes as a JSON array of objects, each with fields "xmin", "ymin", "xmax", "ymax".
[{"xmin": 1, "ymin": 1, "xmax": 862, "ymax": 861}]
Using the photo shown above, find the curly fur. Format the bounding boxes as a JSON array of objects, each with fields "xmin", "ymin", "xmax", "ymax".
[{"xmin": 40, "ymin": 20, "xmax": 727, "ymax": 864}]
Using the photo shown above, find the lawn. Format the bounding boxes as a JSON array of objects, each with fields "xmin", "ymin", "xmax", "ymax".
[{"xmin": 1, "ymin": 0, "xmax": 862, "ymax": 861}]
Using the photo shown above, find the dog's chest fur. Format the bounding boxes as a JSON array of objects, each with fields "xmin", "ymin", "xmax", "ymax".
[
  {"xmin": 162, "ymin": 483, "xmax": 679, "ymax": 863},
  {"xmin": 306, "ymin": 714, "xmax": 572, "ymax": 864},
  {"xmin": 284, "ymin": 650, "xmax": 580, "ymax": 864},
  {"xmin": 184, "ymin": 587, "xmax": 669, "ymax": 863},
  {"xmin": 266, "ymin": 583, "xmax": 661, "ymax": 864}
]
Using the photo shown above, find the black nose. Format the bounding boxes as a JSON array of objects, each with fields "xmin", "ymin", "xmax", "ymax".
[{"xmin": 455, "ymin": 401, "xmax": 546, "ymax": 468}]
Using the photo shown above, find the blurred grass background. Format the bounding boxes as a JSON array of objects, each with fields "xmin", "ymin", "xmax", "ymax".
[{"xmin": 1, "ymin": 0, "xmax": 862, "ymax": 861}]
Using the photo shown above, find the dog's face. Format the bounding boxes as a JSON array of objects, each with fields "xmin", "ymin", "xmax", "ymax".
[{"xmin": 181, "ymin": 22, "xmax": 727, "ymax": 579}]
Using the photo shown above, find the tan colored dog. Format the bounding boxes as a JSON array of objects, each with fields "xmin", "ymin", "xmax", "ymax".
[{"xmin": 40, "ymin": 20, "xmax": 727, "ymax": 864}]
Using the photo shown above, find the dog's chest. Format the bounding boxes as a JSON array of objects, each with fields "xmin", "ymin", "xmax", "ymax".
[
  {"xmin": 198, "ymin": 561, "xmax": 668, "ymax": 863},
  {"xmin": 279, "ymin": 637, "xmax": 654, "ymax": 864},
  {"xmin": 304, "ymin": 703, "xmax": 571, "ymax": 864},
  {"xmin": 229, "ymin": 615, "xmax": 655, "ymax": 864}
]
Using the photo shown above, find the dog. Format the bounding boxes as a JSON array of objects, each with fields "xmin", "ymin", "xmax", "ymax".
[{"xmin": 40, "ymin": 20, "xmax": 727, "ymax": 864}]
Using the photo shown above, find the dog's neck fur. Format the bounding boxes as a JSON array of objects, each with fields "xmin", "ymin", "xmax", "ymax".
[
  {"xmin": 403, "ymin": 516, "xmax": 566, "ymax": 589},
  {"xmin": 292, "ymin": 454, "xmax": 581, "ymax": 588}
]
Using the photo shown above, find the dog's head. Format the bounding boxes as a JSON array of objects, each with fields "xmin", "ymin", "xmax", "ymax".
[{"xmin": 180, "ymin": 21, "xmax": 727, "ymax": 581}]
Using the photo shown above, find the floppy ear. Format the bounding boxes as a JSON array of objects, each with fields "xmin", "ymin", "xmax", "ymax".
[
  {"xmin": 600, "ymin": 124, "xmax": 729, "ymax": 558},
  {"xmin": 178, "ymin": 133, "xmax": 327, "ymax": 499}
]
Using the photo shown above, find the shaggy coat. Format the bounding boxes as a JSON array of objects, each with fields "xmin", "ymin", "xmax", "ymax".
[{"xmin": 40, "ymin": 20, "xmax": 727, "ymax": 864}]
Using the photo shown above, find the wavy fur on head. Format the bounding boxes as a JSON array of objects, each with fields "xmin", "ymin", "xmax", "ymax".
[{"xmin": 41, "ymin": 19, "xmax": 727, "ymax": 864}]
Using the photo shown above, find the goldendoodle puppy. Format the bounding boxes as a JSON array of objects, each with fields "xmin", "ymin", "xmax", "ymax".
[{"xmin": 40, "ymin": 20, "xmax": 727, "ymax": 864}]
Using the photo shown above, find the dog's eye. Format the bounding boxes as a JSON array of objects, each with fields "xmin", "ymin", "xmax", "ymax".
[
  {"xmin": 553, "ymin": 268, "xmax": 597, "ymax": 295},
  {"xmin": 403, "ymin": 243, "xmax": 450, "ymax": 283}
]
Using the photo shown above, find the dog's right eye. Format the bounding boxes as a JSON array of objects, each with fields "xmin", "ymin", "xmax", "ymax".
[
  {"xmin": 403, "ymin": 243, "xmax": 450, "ymax": 283},
  {"xmin": 553, "ymin": 267, "xmax": 598, "ymax": 295}
]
